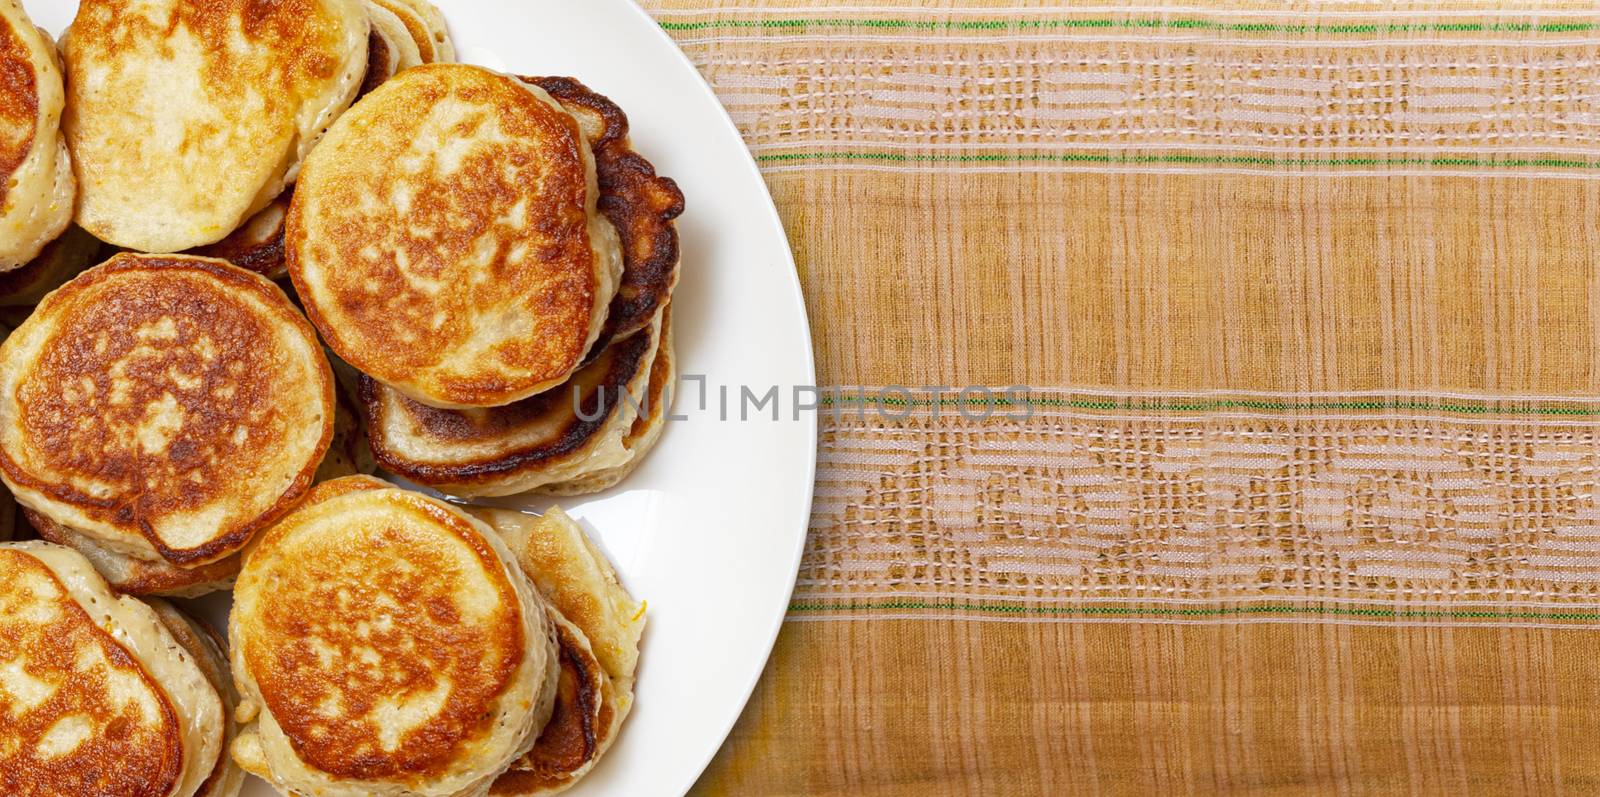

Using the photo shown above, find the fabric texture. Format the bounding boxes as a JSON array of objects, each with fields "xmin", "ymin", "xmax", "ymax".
[{"xmin": 634, "ymin": 1, "xmax": 1600, "ymax": 793}]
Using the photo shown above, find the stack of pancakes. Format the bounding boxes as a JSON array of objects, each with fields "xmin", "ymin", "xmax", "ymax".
[
  {"xmin": 0, "ymin": 252, "xmax": 337, "ymax": 598},
  {"xmin": 290, "ymin": 64, "xmax": 684, "ymax": 498},
  {"xmin": 4, "ymin": 485, "xmax": 646, "ymax": 797},
  {"xmin": 0, "ymin": 2, "xmax": 676, "ymax": 795},
  {"xmin": 0, "ymin": 541, "xmax": 243, "ymax": 797},
  {"xmin": 226, "ymin": 476, "xmax": 645, "ymax": 797}
]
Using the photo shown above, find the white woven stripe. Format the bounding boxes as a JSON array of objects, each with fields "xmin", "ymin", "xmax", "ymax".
[
  {"xmin": 674, "ymin": 34, "xmax": 1600, "ymax": 48},
  {"xmin": 755, "ymin": 164, "xmax": 1600, "ymax": 179},
  {"xmin": 653, "ymin": 5, "xmax": 1579, "ymax": 19},
  {"xmin": 785, "ymin": 614, "xmax": 1600, "ymax": 629},
  {"xmin": 795, "ymin": 389, "xmax": 1600, "ymax": 623},
  {"xmin": 679, "ymin": 25, "xmax": 1600, "ymax": 178}
]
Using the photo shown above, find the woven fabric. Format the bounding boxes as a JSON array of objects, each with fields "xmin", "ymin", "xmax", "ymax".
[{"xmin": 635, "ymin": 1, "xmax": 1600, "ymax": 793}]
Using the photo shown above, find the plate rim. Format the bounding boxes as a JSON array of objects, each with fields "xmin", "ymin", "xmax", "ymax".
[{"xmin": 608, "ymin": 2, "xmax": 817, "ymax": 792}]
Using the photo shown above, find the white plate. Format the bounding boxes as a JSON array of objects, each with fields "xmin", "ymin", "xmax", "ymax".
[{"xmin": 27, "ymin": 2, "xmax": 816, "ymax": 795}]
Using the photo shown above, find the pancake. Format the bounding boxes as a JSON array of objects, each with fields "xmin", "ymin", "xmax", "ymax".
[
  {"xmin": 363, "ymin": 309, "xmax": 665, "ymax": 498},
  {"xmin": 542, "ymin": 306, "xmax": 675, "ymax": 496},
  {"xmin": 0, "ymin": 253, "xmax": 335, "ymax": 567},
  {"xmin": 470, "ymin": 506, "xmax": 643, "ymax": 796},
  {"xmin": 62, "ymin": 0, "xmax": 370, "ymax": 252},
  {"xmin": 0, "ymin": 541, "xmax": 225, "ymax": 797},
  {"xmin": 230, "ymin": 477, "xmax": 559, "ymax": 797},
  {"xmin": 27, "ymin": 509, "xmax": 240, "ymax": 598},
  {"xmin": 521, "ymin": 77, "xmax": 684, "ymax": 356},
  {"xmin": 289, "ymin": 64, "xmax": 623, "ymax": 409},
  {"xmin": 147, "ymin": 600, "xmax": 246, "ymax": 797},
  {"xmin": 232, "ymin": 476, "xmax": 563, "ymax": 797},
  {"xmin": 0, "ymin": 0, "xmax": 74, "ymax": 269},
  {"xmin": 370, "ymin": 0, "xmax": 453, "ymax": 64},
  {"xmin": 23, "ymin": 360, "xmax": 365, "ymax": 598},
  {"xmin": 0, "ymin": 225, "xmax": 102, "ymax": 306}
]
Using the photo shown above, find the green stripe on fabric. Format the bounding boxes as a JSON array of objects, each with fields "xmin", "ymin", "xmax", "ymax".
[
  {"xmin": 661, "ymin": 18, "xmax": 1599, "ymax": 34},
  {"xmin": 818, "ymin": 394, "xmax": 1600, "ymax": 417},
  {"xmin": 753, "ymin": 152, "xmax": 1600, "ymax": 170},
  {"xmin": 787, "ymin": 601, "xmax": 1600, "ymax": 621}
]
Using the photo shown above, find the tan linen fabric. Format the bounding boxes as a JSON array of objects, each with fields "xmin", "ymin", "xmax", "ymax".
[{"xmin": 636, "ymin": 1, "xmax": 1600, "ymax": 793}]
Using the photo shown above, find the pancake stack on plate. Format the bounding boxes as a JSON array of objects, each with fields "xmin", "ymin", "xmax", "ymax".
[
  {"xmin": 0, "ymin": 253, "xmax": 336, "ymax": 597},
  {"xmin": 0, "ymin": 541, "xmax": 237, "ymax": 797},
  {"xmin": 289, "ymin": 65, "xmax": 684, "ymax": 497},
  {"xmin": 0, "ymin": 3, "xmax": 674, "ymax": 795},
  {"xmin": 230, "ymin": 476, "xmax": 561, "ymax": 797}
]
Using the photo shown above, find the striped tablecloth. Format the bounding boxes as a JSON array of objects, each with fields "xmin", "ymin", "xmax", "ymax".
[{"xmin": 640, "ymin": 2, "xmax": 1600, "ymax": 793}]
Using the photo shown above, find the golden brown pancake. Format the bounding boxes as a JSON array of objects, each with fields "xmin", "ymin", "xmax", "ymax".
[
  {"xmin": 356, "ymin": 81, "xmax": 682, "ymax": 496},
  {"xmin": 470, "ymin": 507, "xmax": 644, "ymax": 795},
  {"xmin": 522, "ymin": 76, "xmax": 684, "ymax": 357},
  {"xmin": 26, "ymin": 357, "xmax": 364, "ymax": 598},
  {"xmin": 363, "ymin": 310, "xmax": 664, "ymax": 498},
  {"xmin": 289, "ymin": 64, "xmax": 622, "ymax": 409},
  {"xmin": 147, "ymin": 600, "xmax": 246, "ymax": 797},
  {"xmin": 63, "ymin": 0, "xmax": 370, "ymax": 252},
  {"xmin": 0, "ymin": 541, "xmax": 225, "ymax": 797},
  {"xmin": 0, "ymin": 225, "xmax": 102, "ymax": 307},
  {"xmin": 0, "ymin": 253, "xmax": 334, "ymax": 567},
  {"xmin": 0, "ymin": 0, "xmax": 74, "ymax": 270},
  {"xmin": 230, "ymin": 477, "xmax": 559, "ymax": 797}
]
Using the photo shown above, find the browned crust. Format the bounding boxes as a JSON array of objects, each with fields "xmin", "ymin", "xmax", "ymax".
[
  {"xmin": 25, "ymin": 508, "xmax": 240, "ymax": 596},
  {"xmin": 524, "ymin": 76, "xmax": 684, "ymax": 356},
  {"xmin": 0, "ymin": 254, "xmax": 334, "ymax": 565},
  {"xmin": 488, "ymin": 618, "xmax": 607, "ymax": 795},
  {"xmin": 0, "ymin": 548, "xmax": 185, "ymax": 797},
  {"xmin": 360, "ymin": 330, "xmax": 653, "ymax": 486},
  {"xmin": 241, "ymin": 488, "xmax": 527, "ymax": 779},
  {"xmin": 0, "ymin": 15, "xmax": 39, "ymax": 207}
]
